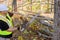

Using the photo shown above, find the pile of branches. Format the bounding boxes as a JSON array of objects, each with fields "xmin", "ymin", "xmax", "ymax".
[{"xmin": 11, "ymin": 13, "xmax": 54, "ymax": 40}]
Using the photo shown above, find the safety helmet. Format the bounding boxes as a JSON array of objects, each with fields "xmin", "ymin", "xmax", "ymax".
[{"xmin": 0, "ymin": 4, "xmax": 8, "ymax": 11}]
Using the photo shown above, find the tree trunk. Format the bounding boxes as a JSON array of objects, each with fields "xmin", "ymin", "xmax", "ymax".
[
  {"xmin": 12, "ymin": 0, "xmax": 17, "ymax": 12},
  {"xmin": 52, "ymin": 0, "xmax": 60, "ymax": 40}
]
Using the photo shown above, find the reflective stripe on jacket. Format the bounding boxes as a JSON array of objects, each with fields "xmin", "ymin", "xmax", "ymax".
[{"xmin": 0, "ymin": 13, "xmax": 13, "ymax": 35}]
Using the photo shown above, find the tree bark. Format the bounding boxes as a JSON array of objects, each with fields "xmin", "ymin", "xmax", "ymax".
[{"xmin": 52, "ymin": 0, "xmax": 60, "ymax": 40}]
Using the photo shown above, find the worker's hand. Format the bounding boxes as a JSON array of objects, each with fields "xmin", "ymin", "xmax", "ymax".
[{"xmin": 7, "ymin": 27, "xmax": 18, "ymax": 32}]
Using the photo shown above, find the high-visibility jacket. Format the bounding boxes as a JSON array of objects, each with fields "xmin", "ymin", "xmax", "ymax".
[{"xmin": 0, "ymin": 13, "xmax": 13, "ymax": 35}]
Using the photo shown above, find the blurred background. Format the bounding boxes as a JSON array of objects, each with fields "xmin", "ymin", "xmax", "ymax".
[{"xmin": 0, "ymin": 0, "xmax": 54, "ymax": 40}]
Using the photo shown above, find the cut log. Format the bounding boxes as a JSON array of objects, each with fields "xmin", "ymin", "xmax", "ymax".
[{"xmin": 39, "ymin": 20, "xmax": 53, "ymax": 28}]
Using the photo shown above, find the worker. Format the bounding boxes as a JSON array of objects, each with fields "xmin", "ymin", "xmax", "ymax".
[{"xmin": 0, "ymin": 4, "xmax": 18, "ymax": 40}]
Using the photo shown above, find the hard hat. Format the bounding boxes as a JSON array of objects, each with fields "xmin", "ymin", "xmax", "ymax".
[{"xmin": 0, "ymin": 4, "xmax": 8, "ymax": 11}]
